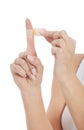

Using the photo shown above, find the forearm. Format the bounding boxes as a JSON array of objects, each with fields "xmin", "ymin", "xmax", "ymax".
[
  {"xmin": 21, "ymin": 86, "xmax": 53, "ymax": 130},
  {"xmin": 47, "ymin": 77, "xmax": 65, "ymax": 130},
  {"xmin": 61, "ymin": 74, "xmax": 84, "ymax": 130}
]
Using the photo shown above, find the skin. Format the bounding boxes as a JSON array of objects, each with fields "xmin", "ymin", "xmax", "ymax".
[
  {"xmin": 10, "ymin": 19, "xmax": 53, "ymax": 130},
  {"xmin": 44, "ymin": 32, "xmax": 84, "ymax": 130},
  {"xmin": 10, "ymin": 19, "xmax": 84, "ymax": 130}
]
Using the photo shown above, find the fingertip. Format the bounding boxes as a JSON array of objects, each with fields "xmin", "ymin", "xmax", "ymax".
[
  {"xmin": 60, "ymin": 30, "xmax": 67, "ymax": 35},
  {"xmin": 25, "ymin": 18, "xmax": 33, "ymax": 29},
  {"xmin": 59, "ymin": 30, "xmax": 68, "ymax": 38}
]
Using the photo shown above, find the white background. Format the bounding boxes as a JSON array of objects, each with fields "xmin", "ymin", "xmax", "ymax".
[{"xmin": 0, "ymin": 0, "xmax": 84, "ymax": 130}]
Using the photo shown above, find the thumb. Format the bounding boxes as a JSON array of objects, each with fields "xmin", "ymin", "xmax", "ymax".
[{"xmin": 25, "ymin": 19, "xmax": 37, "ymax": 56}]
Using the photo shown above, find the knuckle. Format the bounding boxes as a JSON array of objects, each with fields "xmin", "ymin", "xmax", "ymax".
[
  {"xmin": 36, "ymin": 58, "xmax": 41, "ymax": 64},
  {"xmin": 59, "ymin": 30, "xmax": 67, "ymax": 37},
  {"xmin": 40, "ymin": 64, "xmax": 44, "ymax": 72},
  {"xmin": 10, "ymin": 63, "xmax": 18, "ymax": 72},
  {"xmin": 10, "ymin": 63, "xmax": 13, "ymax": 70},
  {"xmin": 53, "ymin": 31, "xmax": 59, "ymax": 38},
  {"xmin": 19, "ymin": 51, "xmax": 27, "ymax": 58},
  {"xmin": 41, "ymin": 64, "xmax": 44, "ymax": 70},
  {"xmin": 73, "ymin": 40, "xmax": 76, "ymax": 46},
  {"xmin": 59, "ymin": 39, "xmax": 63, "ymax": 43},
  {"xmin": 73, "ymin": 41, "xmax": 76, "ymax": 48},
  {"xmin": 14, "ymin": 65, "xmax": 18, "ymax": 71},
  {"xmin": 15, "ymin": 58, "xmax": 26, "ymax": 66},
  {"xmin": 51, "ymin": 47, "xmax": 55, "ymax": 53},
  {"xmin": 61, "ymin": 30, "xmax": 67, "ymax": 34},
  {"xmin": 51, "ymin": 47, "xmax": 53, "ymax": 52},
  {"xmin": 70, "ymin": 38, "xmax": 76, "ymax": 48},
  {"xmin": 14, "ymin": 58, "xmax": 18, "ymax": 63},
  {"xmin": 51, "ymin": 40, "xmax": 55, "ymax": 45},
  {"xmin": 52, "ymin": 39, "xmax": 59, "ymax": 46},
  {"xmin": 19, "ymin": 52, "xmax": 23, "ymax": 57}
]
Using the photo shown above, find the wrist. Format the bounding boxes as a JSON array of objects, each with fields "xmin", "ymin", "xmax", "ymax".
[{"xmin": 21, "ymin": 85, "xmax": 42, "ymax": 98}]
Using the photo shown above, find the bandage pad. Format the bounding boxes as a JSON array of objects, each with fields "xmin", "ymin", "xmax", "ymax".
[{"xmin": 33, "ymin": 28, "xmax": 45, "ymax": 36}]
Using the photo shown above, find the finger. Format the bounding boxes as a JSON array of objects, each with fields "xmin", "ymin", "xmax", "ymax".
[
  {"xmin": 14, "ymin": 58, "xmax": 31, "ymax": 77},
  {"xmin": 41, "ymin": 29, "xmax": 60, "ymax": 43},
  {"xmin": 58, "ymin": 31, "xmax": 76, "ymax": 52},
  {"xmin": 19, "ymin": 51, "xmax": 37, "ymax": 74},
  {"xmin": 19, "ymin": 51, "xmax": 27, "ymax": 59},
  {"xmin": 10, "ymin": 63, "xmax": 26, "ymax": 78},
  {"xmin": 51, "ymin": 46, "xmax": 61, "ymax": 55},
  {"xmin": 33, "ymin": 28, "xmax": 60, "ymax": 43},
  {"xmin": 59, "ymin": 30, "xmax": 68, "ymax": 42},
  {"xmin": 26, "ymin": 18, "xmax": 33, "ymax": 29},
  {"xmin": 51, "ymin": 39, "xmax": 66, "ymax": 49},
  {"xmin": 25, "ymin": 19, "xmax": 37, "ymax": 56},
  {"xmin": 27, "ymin": 55, "xmax": 43, "ymax": 73},
  {"xmin": 67, "ymin": 37, "xmax": 76, "ymax": 52}
]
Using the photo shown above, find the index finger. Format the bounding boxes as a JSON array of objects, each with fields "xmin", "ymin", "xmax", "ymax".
[
  {"xmin": 33, "ymin": 28, "xmax": 60, "ymax": 43},
  {"xmin": 25, "ymin": 19, "xmax": 37, "ymax": 56}
]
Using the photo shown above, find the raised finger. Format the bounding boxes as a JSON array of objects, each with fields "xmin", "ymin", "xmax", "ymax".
[{"xmin": 26, "ymin": 19, "xmax": 37, "ymax": 56}]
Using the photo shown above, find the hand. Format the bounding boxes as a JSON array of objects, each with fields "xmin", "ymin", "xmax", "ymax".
[
  {"xmin": 10, "ymin": 54, "xmax": 44, "ymax": 92},
  {"xmin": 10, "ymin": 19, "xmax": 44, "ymax": 92},
  {"xmin": 51, "ymin": 30, "xmax": 76, "ymax": 82},
  {"xmin": 34, "ymin": 28, "xmax": 76, "ymax": 82}
]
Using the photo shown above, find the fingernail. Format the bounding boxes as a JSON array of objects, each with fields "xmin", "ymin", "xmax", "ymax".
[
  {"xmin": 31, "ymin": 68, "xmax": 36, "ymax": 75},
  {"xmin": 27, "ymin": 55, "xmax": 34, "ymax": 61},
  {"xmin": 30, "ymin": 74, "xmax": 36, "ymax": 80}
]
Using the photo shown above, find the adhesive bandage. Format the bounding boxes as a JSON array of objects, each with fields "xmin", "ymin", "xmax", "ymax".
[{"xmin": 33, "ymin": 28, "xmax": 45, "ymax": 36}]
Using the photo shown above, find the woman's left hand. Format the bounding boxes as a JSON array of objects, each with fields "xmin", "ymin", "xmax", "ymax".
[{"xmin": 51, "ymin": 30, "xmax": 76, "ymax": 82}]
